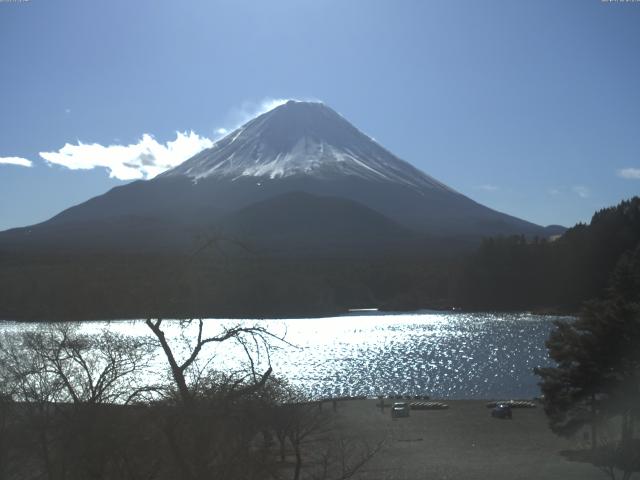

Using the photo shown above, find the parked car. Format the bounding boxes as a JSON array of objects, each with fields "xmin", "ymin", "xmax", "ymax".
[
  {"xmin": 391, "ymin": 402, "xmax": 410, "ymax": 418},
  {"xmin": 491, "ymin": 403, "xmax": 513, "ymax": 419}
]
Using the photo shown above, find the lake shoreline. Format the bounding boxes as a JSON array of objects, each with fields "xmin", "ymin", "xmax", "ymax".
[{"xmin": 0, "ymin": 306, "xmax": 578, "ymax": 323}]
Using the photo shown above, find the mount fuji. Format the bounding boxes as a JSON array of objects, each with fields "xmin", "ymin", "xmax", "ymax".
[
  {"xmin": 0, "ymin": 101, "xmax": 561, "ymax": 255},
  {"xmin": 163, "ymin": 100, "xmax": 452, "ymax": 191}
]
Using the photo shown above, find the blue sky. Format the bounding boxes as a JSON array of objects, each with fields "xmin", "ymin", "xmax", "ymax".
[{"xmin": 1, "ymin": 0, "xmax": 639, "ymax": 231}]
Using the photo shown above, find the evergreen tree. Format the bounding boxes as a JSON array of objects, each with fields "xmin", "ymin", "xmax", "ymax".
[{"xmin": 536, "ymin": 247, "xmax": 640, "ymax": 473}]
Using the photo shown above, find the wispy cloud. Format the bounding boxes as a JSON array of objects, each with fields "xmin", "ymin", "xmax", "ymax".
[
  {"xmin": 222, "ymin": 97, "xmax": 289, "ymax": 132},
  {"xmin": 617, "ymin": 167, "xmax": 640, "ymax": 180},
  {"xmin": 0, "ymin": 156, "xmax": 33, "ymax": 167},
  {"xmin": 216, "ymin": 97, "xmax": 322, "ymax": 135},
  {"xmin": 475, "ymin": 184, "xmax": 498, "ymax": 192},
  {"xmin": 572, "ymin": 185, "xmax": 590, "ymax": 198},
  {"xmin": 39, "ymin": 131, "xmax": 213, "ymax": 181},
  {"xmin": 257, "ymin": 98, "xmax": 291, "ymax": 114}
]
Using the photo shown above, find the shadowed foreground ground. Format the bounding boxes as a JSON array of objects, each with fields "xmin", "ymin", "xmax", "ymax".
[{"xmin": 328, "ymin": 399, "xmax": 602, "ymax": 480}]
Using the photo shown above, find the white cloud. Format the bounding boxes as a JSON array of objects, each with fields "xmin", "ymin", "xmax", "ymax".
[
  {"xmin": 617, "ymin": 167, "xmax": 640, "ymax": 180},
  {"xmin": 36, "ymin": 97, "xmax": 309, "ymax": 181},
  {"xmin": 0, "ymin": 156, "xmax": 33, "ymax": 167},
  {"xmin": 39, "ymin": 131, "xmax": 213, "ymax": 181},
  {"xmin": 572, "ymin": 185, "xmax": 590, "ymax": 198}
]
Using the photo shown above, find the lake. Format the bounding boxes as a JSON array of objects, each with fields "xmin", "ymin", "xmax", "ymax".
[{"xmin": 0, "ymin": 311, "xmax": 569, "ymax": 400}]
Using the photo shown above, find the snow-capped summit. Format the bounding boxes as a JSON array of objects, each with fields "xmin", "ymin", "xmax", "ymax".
[{"xmin": 162, "ymin": 101, "xmax": 452, "ymax": 192}]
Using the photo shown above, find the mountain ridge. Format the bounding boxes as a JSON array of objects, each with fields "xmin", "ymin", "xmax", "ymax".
[
  {"xmin": 0, "ymin": 100, "xmax": 563, "ymax": 255},
  {"xmin": 161, "ymin": 101, "xmax": 455, "ymax": 193}
]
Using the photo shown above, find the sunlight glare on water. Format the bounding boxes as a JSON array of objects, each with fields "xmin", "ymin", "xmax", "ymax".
[{"xmin": 0, "ymin": 311, "xmax": 569, "ymax": 400}]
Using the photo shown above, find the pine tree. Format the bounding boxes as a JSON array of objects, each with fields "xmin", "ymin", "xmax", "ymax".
[{"xmin": 536, "ymin": 247, "xmax": 640, "ymax": 470}]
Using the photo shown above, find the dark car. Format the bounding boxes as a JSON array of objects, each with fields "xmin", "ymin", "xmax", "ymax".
[
  {"xmin": 491, "ymin": 403, "xmax": 513, "ymax": 419},
  {"xmin": 391, "ymin": 402, "xmax": 410, "ymax": 418}
]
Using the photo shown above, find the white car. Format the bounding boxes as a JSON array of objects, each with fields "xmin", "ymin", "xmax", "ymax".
[{"xmin": 391, "ymin": 402, "xmax": 410, "ymax": 418}]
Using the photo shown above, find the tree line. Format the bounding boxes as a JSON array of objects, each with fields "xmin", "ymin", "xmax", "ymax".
[
  {"xmin": 534, "ymin": 206, "xmax": 640, "ymax": 479},
  {"xmin": 452, "ymin": 196, "xmax": 640, "ymax": 312},
  {"xmin": 0, "ymin": 197, "xmax": 637, "ymax": 320}
]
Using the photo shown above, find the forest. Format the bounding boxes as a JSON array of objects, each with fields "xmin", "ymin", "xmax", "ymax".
[
  {"xmin": 0, "ymin": 197, "xmax": 638, "ymax": 320},
  {"xmin": 452, "ymin": 196, "xmax": 640, "ymax": 312}
]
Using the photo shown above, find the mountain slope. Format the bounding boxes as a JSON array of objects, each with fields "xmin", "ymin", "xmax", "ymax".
[
  {"xmin": 217, "ymin": 191, "xmax": 420, "ymax": 256},
  {"xmin": 0, "ymin": 100, "xmax": 560, "ymax": 254}
]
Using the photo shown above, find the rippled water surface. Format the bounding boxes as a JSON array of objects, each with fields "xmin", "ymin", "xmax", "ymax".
[{"xmin": 0, "ymin": 311, "xmax": 569, "ymax": 399}]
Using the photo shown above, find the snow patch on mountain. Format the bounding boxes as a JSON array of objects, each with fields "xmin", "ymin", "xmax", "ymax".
[{"xmin": 161, "ymin": 101, "xmax": 455, "ymax": 193}]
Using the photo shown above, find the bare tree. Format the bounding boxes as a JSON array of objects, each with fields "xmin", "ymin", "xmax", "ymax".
[
  {"xmin": 17, "ymin": 324, "xmax": 157, "ymax": 405},
  {"xmin": 144, "ymin": 318, "xmax": 278, "ymax": 405},
  {"xmin": 143, "ymin": 318, "xmax": 285, "ymax": 480},
  {"xmin": 312, "ymin": 434, "xmax": 385, "ymax": 480},
  {"xmin": 0, "ymin": 324, "xmax": 158, "ymax": 480},
  {"xmin": 262, "ymin": 379, "xmax": 385, "ymax": 480},
  {"xmin": 0, "ymin": 319, "xmax": 383, "ymax": 480}
]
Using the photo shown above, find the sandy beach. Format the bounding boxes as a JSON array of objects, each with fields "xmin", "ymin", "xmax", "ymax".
[{"xmin": 326, "ymin": 399, "xmax": 602, "ymax": 480}]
